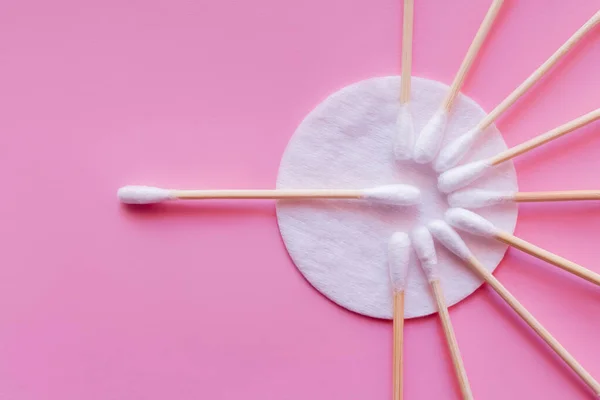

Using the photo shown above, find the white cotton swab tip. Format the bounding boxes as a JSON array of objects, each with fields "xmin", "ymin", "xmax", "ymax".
[
  {"xmin": 428, "ymin": 220, "xmax": 472, "ymax": 261},
  {"xmin": 437, "ymin": 160, "xmax": 492, "ymax": 193},
  {"xmin": 388, "ymin": 232, "xmax": 412, "ymax": 292},
  {"xmin": 447, "ymin": 189, "xmax": 515, "ymax": 209},
  {"xmin": 413, "ymin": 109, "xmax": 448, "ymax": 164},
  {"xmin": 433, "ymin": 126, "xmax": 482, "ymax": 172},
  {"xmin": 363, "ymin": 184, "xmax": 421, "ymax": 205},
  {"xmin": 411, "ymin": 227, "xmax": 438, "ymax": 282},
  {"xmin": 445, "ymin": 208, "xmax": 498, "ymax": 238},
  {"xmin": 394, "ymin": 104, "xmax": 416, "ymax": 161},
  {"xmin": 118, "ymin": 185, "xmax": 174, "ymax": 204}
]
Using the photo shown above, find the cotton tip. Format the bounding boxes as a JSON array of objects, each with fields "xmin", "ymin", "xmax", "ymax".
[
  {"xmin": 428, "ymin": 220, "xmax": 472, "ymax": 260},
  {"xmin": 363, "ymin": 184, "xmax": 421, "ymax": 206},
  {"xmin": 412, "ymin": 109, "xmax": 448, "ymax": 164},
  {"xmin": 433, "ymin": 126, "xmax": 481, "ymax": 172},
  {"xmin": 437, "ymin": 160, "xmax": 491, "ymax": 193},
  {"xmin": 448, "ymin": 189, "xmax": 515, "ymax": 209},
  {"xmin": 388, "ymin": 232, "xmax": 412, "ymax": 291},
  {"xmin": 394, "ymin": 104, "xmax": 416, "ymax": 161},
  {"xmin": 118, "ymin": 185, "xmax": 174, "ymax": 204},
  {"xmin": 445, "ymin": 208, "xmax": 498, "ymax": 238},
  {"xmin": 411, "ymin": 227, "xmax": 438, "ymax": 282}
]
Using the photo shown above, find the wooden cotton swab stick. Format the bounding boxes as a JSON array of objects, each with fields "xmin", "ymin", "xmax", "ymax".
[
  {"xmin": 446, "ymin": 208, "xmax": 600, "ymax": 286},
  {"xmin": 388, "ymin": 232, "xmax": 412, "ymax": 400},
  {"xmin": 449, "ymin": 189, "xmax": 600, "ymax": 209},
  {"xmin": 438, "ymin": 108, "xmax": 600, "ymax": 193},
  {"xmin": 413, "ymin": 0, "xmax": 504, "ymax": 164},
  {"xmin": 394, "ymin": 0, "xmax": 416, "ymax": 161},
  {"xmin": 117, "ymin": 184, "xmax": 421, "ymax": 205},
  {"xmin": 428, "ymin": 220, "xmax": 600, "ymax": 397},
  {"xmin": 412, "ymin": 227, "xmax": 473, "ymax": 400},
  {"xmin": 434, "ymin": 10, "xmax": 600, "ymax": 172}
]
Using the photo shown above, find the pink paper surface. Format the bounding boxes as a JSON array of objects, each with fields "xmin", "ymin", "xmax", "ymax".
[{"xmin": 0, "ymin": 1, "xmax": 599, "ymax": 399}]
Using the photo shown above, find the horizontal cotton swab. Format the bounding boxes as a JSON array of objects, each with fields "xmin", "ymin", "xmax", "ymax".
[
  {"xmin": 438, "ymin": 108, "xmax": 600, "ymax": 193},
  {"xmin": 448, "ymin": 189, "xmax": 600, "ymax": 209},
  {"xmin": 412, "ymin": 227, "xmax": 473, "ymax": 400},
  {"xmin": 389, "ymin": 232, "xmax": 412, "ymax": 400},
  {"xmin": 434, "ymin": 10, "xmax": 600, "ymax": 172},
  {"xmin": 445, "ymin": 208, "xmax": 600, "ymax": 286},
  {"xmin": 412, "ymin": 0, "xmax": 504, "ymax": 164},
  {"xmin": 394, "ymin": 0, "xmax": 416, "ymax": 161},
  {"xmin": 118, "ymin": 184, "xmax": 422, "ymax": 206},
  {"xmin": 428, "ymin": 220, "xmax": 600, "ymax": 396}
]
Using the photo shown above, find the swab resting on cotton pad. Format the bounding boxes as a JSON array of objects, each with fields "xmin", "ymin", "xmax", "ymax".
[
  {"xmin": 448, "ymin": 189, "xmax": 600, "ymax": 209},
  {"xmin": 118, "ymin": 184, "xmax": 422, "ymax": 206},
  {"xmin": 438, "ymin": 108, "xmax": 600, "ymax": 193},
  {"xmin": 388, "ymin": 232, "xmax": 412, "ymax": 292},
  {"xmin": 412, "ymin": 0, "xmax": 504, "ymax": 165},
  {"xmin": 411, "ymin": 225, "xmax": 474, "ymax": 399},
  {"xmin": 394, "ymin": 103, "xmax": 416, "ymax": 161},
  {"xmin": 445, "ymin": 208, "xmax": 600, "ymax": 287},
  {"xmin": 428, "ymin": 219, "xmax": 600, "ymax": 397},
  {"xmin": 433, "ymin": 11, "xmax": 600, "ymax": 172}
]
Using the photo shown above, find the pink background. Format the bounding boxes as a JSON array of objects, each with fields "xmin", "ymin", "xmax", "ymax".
[{"xmin": 0, "ymin": 0, "xmax": 599, "ymax": 398}]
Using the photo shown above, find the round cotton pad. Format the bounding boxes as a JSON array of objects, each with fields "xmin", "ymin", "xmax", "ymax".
[{"xmin": 276, "ymin": 76, "xmax": 518, "ymax": 319}]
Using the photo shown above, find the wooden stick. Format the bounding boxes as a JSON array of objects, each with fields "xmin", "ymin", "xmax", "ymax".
[
  {"xmin": 477, "ymin": 10, "xmax": 600, "ymax": 132},
  {"xmin": 393, "ymin": 290, "xmax": 405, "ymax": 400},
  {"xmin": 466, "ymin": 256, "xmax": 600, "ymax": 396},
  {"xmin": 430, "ymin": 280, "xmax": 473, "ymax": 400},
  {"xmin": 514, "ymin": 190, "xmax": 600, "ymax": 202},
  {"xmin": 494, "ymin": 230, "xmax": 600, "ymax": 286},
  {"xmin": 172, "ymin": 189, "xmax": 365, "ymax": 200},
  {"xmin": 400, "ymin": 0, "xmax": 414, "ymax": 104},
  {"xmin": 442, "ymin": 0, "xmax": 504, "ymax": 111},
  {"xmin": 490, "ymin": 108, "xmax": 600, "ymax": 165}
]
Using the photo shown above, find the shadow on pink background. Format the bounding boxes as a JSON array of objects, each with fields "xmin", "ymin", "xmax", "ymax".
[{"xmin": 0, "ymin": 0, "xmax": 599, "ymax": 399}]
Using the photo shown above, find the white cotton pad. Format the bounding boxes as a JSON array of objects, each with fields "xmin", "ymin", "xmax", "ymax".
[
  {"xmin": 448, "ymin": 189, "xmax": 515, "ymax": 209},
  {"xmin": 413, "ymin": 109, "xmax": 448, "ymax": 164},
  {"xmin": 394, "ymin": 103, "xmax": 416, "ymax": 161},
  {"xmin": 438, "ymin": 160, "xmax": 492, "ymax": 193},
  {"xmin": 276, "ymin": 76, "xmax": 518, "ymax": 319}
]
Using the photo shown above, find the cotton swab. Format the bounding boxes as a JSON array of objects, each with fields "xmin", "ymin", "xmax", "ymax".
[
  {"xmin": 117, "ymin": 184, "xmax": 422, "ymax": 206},
  {"xmin": 445, "ymin": 208, "xmax": 600, "ymax": 287},
  {"xmin": 412, "ymin": 227, "xmax": 473, "ymax": 400},
  {"xmin": 412, "ymin": 0, "xmax": 504, "ymax": 164},
  {"xmin": 428, "ymin": 220, "xmax": 600, "ymax": 396},
  {"xmin": 394, "ymin": 0, "xmax": 416, "ymax": 161},
  {"xmin": 388, "ymin": 232, "xmax": 412, "ymax": 400},
  {"xmin": 438, "ymin": 108, "xmax": 600, "ymax": 193},
  {"xmin": 434, "ymin": 10, "xmax": 600, "ymax": 172},
  {"xmin": 448, "ymin": 189, "xmax": 600, "ymax": 209}
]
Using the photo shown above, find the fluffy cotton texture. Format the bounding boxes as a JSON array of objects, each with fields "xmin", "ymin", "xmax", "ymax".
[
  {"xmin": 388, "ymin": 232, "xmax": 412, "ymax": 291},
  {"xmin": 411, "ymin": 227, "xmax": 438, "ymax": 282},
  {"xmin": 446, "ymin": 208, "xmax": 498, "ymax": 238},
  {"xmin": 448, "ymin": 189, "xmax": 515, "ymax": 209},
  {"xmin": 362, "ymin": 184, "xmax": 421, "ymax": 205},
  {"xmin": 434, "ymin": 126, "xmax": 481, "ymax": 172},
  {"xmin": 438, "ymin": 160, "xmax": 492, "ymax": 193},
  {"xmin": 118, "ymin": 185, "xmax": 174, "ymax": 204},
  {"xmin": 413, "ymin": 108, "xmax": 448, "ymax": 164},
  {"xmin": 277, "ymin": 76, "xmax": 518, "ymax": 319},
  {"xmin": 428, "ymin": 220, "xmax": 472, "ymax": 260},
  {"xmin": 394, "ymin": 103, "xmax": 416, "ymax": 161}
]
